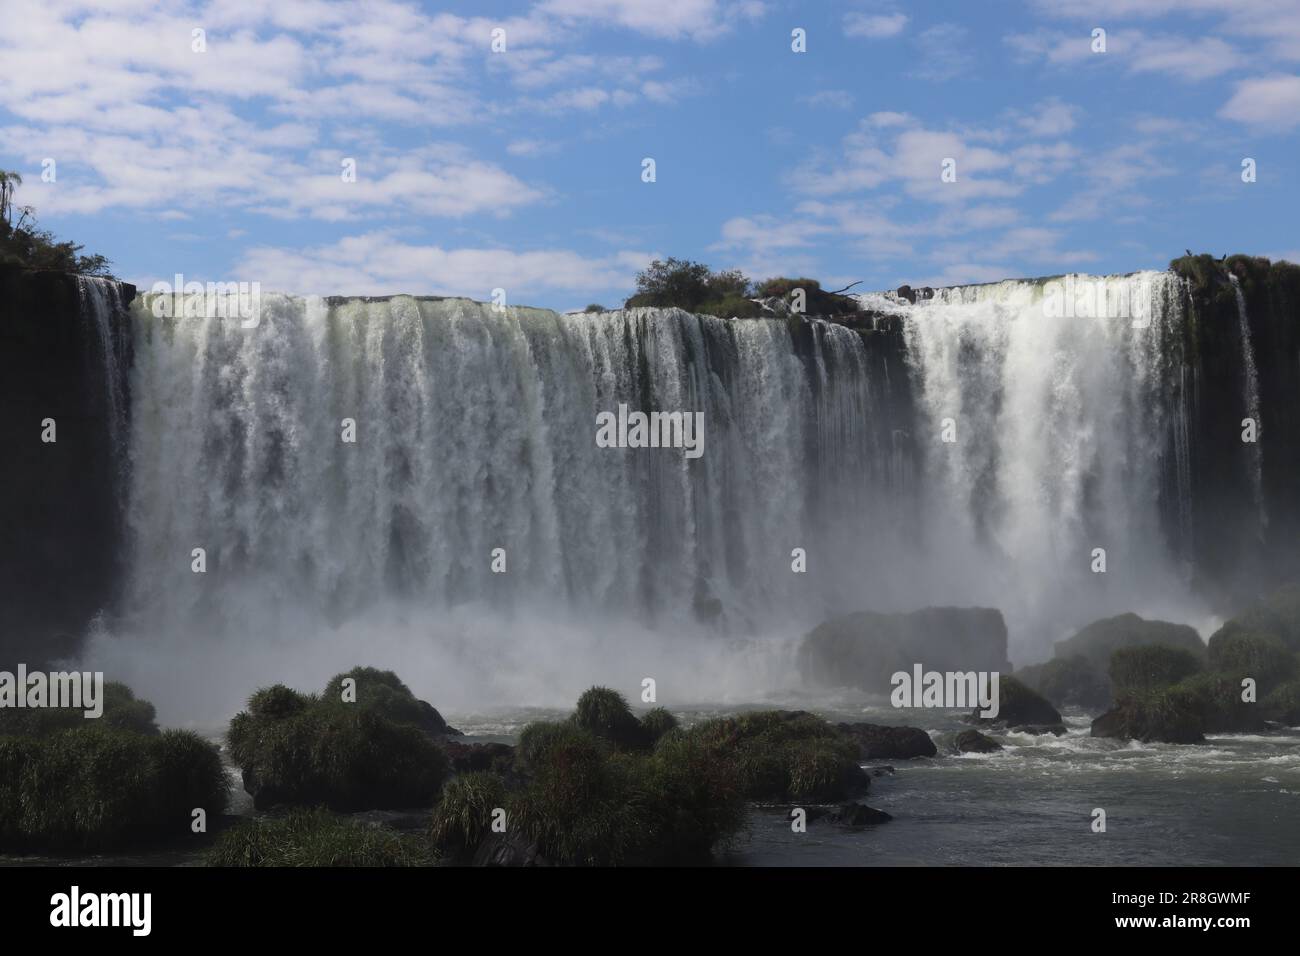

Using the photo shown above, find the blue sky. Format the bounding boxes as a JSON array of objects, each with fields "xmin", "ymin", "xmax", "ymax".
[{"xmin": 2, "ymin": 0, "xmax": 1298, "ymax": 310}]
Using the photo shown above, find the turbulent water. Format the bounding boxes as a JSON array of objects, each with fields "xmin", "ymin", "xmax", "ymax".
[{"xmin": 80, "ymin": 274, "xmax": 1224, "ymax": 722}]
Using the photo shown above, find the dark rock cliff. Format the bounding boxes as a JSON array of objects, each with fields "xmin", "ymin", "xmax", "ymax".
[{"xmin": 0, "ymin": 265, "xmax": 135, "ymax": 667}]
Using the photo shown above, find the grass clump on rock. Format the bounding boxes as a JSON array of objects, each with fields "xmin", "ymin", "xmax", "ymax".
[
  {"xmin": 207, "ymin": 808, "xmax": 435, "ymax": 867},
  {"xmin": 0, "ymin": 681, "xmax": 158, "ymax": 738},
  {"xmin": 429, "ymin": 771, "xmax": 509, "ymax": 861},
  {"xmin": 226, "ymin": 675, "xmax": 450, "ymax": 812},
  {"xmin": 0, "ymin": 725, "xmax": 227, "ymax": 851},
  {"xmin": 431, "ymin": 694, "xmax": 865, "ymax": 866}
]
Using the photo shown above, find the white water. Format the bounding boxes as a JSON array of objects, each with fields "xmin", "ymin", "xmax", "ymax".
[
  {"xmin": 1230, "ymin": 275, "xmax": 1266, "ymax": 535},
  {"xmin": 81, "ymin": 278, "xmax": 1213, "ymax": 723}
]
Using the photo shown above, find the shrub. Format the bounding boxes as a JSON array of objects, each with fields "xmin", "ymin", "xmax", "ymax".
[
  {"xmin": 1170, "ymin": 671, "xmax": 1267, "ymax": 733},
  {"xmin": 755, "ymin": 277, "xmax": 822, "ymax": 298},
  {"xmin": 430, "ymin": 772, "xmax": 508, "ymax": 859},
  {"xmin": 321, "ymin": 666, "xmax": 452, "ymax": 734},
  {"xmin": 1264, "ymin": 681, "xmax": 1300, "ymax": 725},
  {"xmin": 1109, "ymin": 645, "xmax": 1203, "ymax": 695},
  {"xmin": 583, "ymin": 303, "xmax": 606, "ymax": 313},
  {"xmin": 510, "ymin": 724, "xmax": 634, "ymax": 865},
  {"xmin": 627, "ymin": 258, "xmax": 716, "ymax": 311},
  {"xmin": 206, "ymin": 809, "xmax": 434, "ymax": 867},
  {"xmin": 0, "ymin": 680, "xmax": 158, "ymax": 737},
  {"xmin": 0, "ymin": 727, "xmax": 227, "ymax": 851},
  {"xmin": 1210, "ymin": 583, "xmax": 1300, "ymax": 653},
  {"xmin": 625, "ymin": 732, "xmax": 745, "ymax": 863},
  {"xmin": 696, "ymin": 294, "xmax": 763, "ymax": 319},
  {"xmin": 572, "ymin": 686, "xmax": 647, "ymax": 749},
  {"xmin": 680, "ymin": 710, "xmax": 866, "ymax": 801},
  {"xmin": 639, "ymin": 707, "xmax": 679, "ymax": 744},
  {"xmin": 227, "ymin": 688, "xmax": 449, "ymax": 811},
  {"xmin": 1207, "ymin": 630, "xmax": 1296, "ymax": 692}
]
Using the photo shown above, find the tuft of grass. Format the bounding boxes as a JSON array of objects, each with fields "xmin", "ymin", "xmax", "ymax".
[
  {"xmin": 639, "ymin": 707, "xmax": 679, "ymax": 744},
  {"xmin": 206, "ymin": 809, "xmax": 435, "ymax": 867},
  {"xmin": 571, "ymin": 686, "xmax": 648, "ymax": 750},
  {"xmin": 0, "ymin": 681, "xmax": 158, "ymax": 738},
  {"xmin": 321, "ymin": 666, "xmax": 453, "ymax": 734},
  {"xmin": 429, "ymin": 772, "xmax": 508, "ymax": 859},
  {"xmin": 223, "ymin": 681, "xmax": 447, "ymax": 806},
  {"xmin": 0, "ymin": 726, "xmax": 228, "ymax": 851}
]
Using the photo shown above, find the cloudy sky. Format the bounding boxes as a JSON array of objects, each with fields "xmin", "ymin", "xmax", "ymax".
[{"xmin": 2, "ymin": 0, "xmax": 1298, "ymax": 309}]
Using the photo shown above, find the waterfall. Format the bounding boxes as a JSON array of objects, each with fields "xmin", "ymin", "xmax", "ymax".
[
  {"xmin": 77, "ymin": 276, "xmax": 130, "ymax": 478},
  {"xmin": 1230, "ymin": 275, "xmax": 1266, "ymax": 534},
  {"xmin": 84, "ymin": 276, "xmax": 1213, "ymax": 719}
]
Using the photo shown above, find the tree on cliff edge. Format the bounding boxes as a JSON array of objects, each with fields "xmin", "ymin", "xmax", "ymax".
[{"xmin": 0, "ymin": 169, "xmax": 113, "ymax": 277}]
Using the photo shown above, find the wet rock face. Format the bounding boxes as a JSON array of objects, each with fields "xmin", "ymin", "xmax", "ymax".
[
  {"xmin": 837, "ymin": 722, "xmax": 937, "ymax": 759},
  {"xmin": 798, "ymin": 607, "xmax": 1011, "ymax": 695},
  {"xmin": 954, "ymin": 729, "xmax": 1002, "ymax": 753},
  {"xmin": 0, "ymin": 266, "xmax": 135, "ymax": 669}
]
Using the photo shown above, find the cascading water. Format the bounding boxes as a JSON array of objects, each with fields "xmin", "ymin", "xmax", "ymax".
[
  {"xmin": 83, "ymin": 275, "xmax": 1214, "ymax": 721},
  {"xmin": 1230, "ymin": 275, "xmax": 1266, "ymax": 535}
]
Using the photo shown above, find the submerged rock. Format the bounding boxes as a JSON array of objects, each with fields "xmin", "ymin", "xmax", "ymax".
[
  {"xmin": 837, "ymin": 722, "xmax": 936, "ymax": 759},
  {"xmin": 827, "ymin": 802, "xmax": 893, "ymax": 827},
  {"xmin": 954, "ymin": 729, "xmax": 1002, "ymax": 753}
]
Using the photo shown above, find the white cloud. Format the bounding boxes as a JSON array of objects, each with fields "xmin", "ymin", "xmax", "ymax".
[
  {"xmin": 1005, "ymin": 29, "xmax": 1247, "ymax": 80},
  {"xmin": 844, "ymin": 12, "xmax": 908, "ymax": 39},
  {"xmin": 1219, "ymin": 73, "xmax": 1300, "ymax": 128},
  {"xmin": 234, "ymin": 232, "xmax": 654, "ymax": 298},
  {"xmin": 538, "ymin": 0, "xmax": 767, "ymax": 42},
  {"xmin": 800, "ymin": 90, "xmax": 855, "ymax": 110}
]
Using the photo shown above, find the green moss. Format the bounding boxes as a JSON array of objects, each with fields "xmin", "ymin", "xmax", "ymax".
[
  {"xmin": 429, "ymin": 772, "xmax": 508, "ymax": 859},
  {"xmin": 1264, "ymin": 680, "xmax": 1300, "ymax": 725},
  {"xmin": 1170, "ymin": 671, "xmax": 1266, "ymax": 733},
  {"xmin": 1215, "ymin": 584, "xmax": 1300, "ymax": 653},
  {"xmin": 206, "ymin": 808, "xmax": 435, "ymax": 867},
  {"xmin": 1207, "ymin": 629, "xmax": 1296, "ymax": 692},
  {"xmin": 1109, "ymin": 645, "xmax": 1204, "ymax": 696},
  {"xmin": 0, "ymin": 727, "xmax": 228, "ymax": 851}
]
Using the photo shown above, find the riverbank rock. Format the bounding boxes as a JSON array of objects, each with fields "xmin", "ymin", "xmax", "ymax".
[
  {"xmin": 827, "ymin": 802, "xmax": 893, "ymax": 827},
  {"xmin": 441, "ymin": 740, "xmax": 515, "ymax": 775},
  {"xmin": 969, "ymin": 675, "xmax": 1064, "ymax": 733},
  {"xmin": 836, "ymin": 722, "xmax": 936, "ymax": 759},
  {"xmin": 954, "ymin": 729, "xmax": 1002, "ymax": 753},
  {"xmin": 1091, "ymin": 697, "xmax": 1205, "ymax": 744},
  {"xmin": 798, "ymin": 606, "xmax": 1011, "ymax": 694},
  {"xmin": 1054, "ymin": 614, "xmax": 1206, "ymax": 669},
  {"xmin": 1013, "ymin": 655, "xmax": 1111, "ymax": 712}
]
